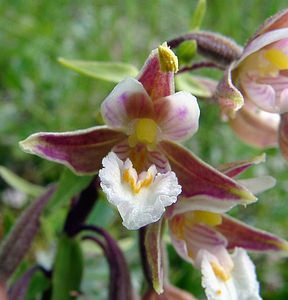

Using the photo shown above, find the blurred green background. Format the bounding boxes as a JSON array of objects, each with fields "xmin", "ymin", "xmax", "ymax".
[{"xmin": 1, "ymin": 0, "xmax": 288, "ymax": 299}]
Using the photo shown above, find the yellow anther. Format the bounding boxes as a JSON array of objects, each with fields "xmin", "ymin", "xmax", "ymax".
[
  {"xmin": 122, "ymin": 169, "xmax": 153, "ymax": 194},
  {"xmin": 264, "ymin": 49, "xmax": 288, "ymax": 70},
  {"xmin": 211, "ymin": 261, "xmax": 230, "ymax": 282},
  {"xmin": 158, "ymin": 42, "xmax": 179, "ymax": 73}
]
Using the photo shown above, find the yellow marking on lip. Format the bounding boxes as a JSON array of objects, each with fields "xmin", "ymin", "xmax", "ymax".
[
  {"xmin": 192, "ymin": 211, "xmax": 222, "ymax": 226},
  {"xmin": 264, "ymin": 49, "xmax": 288, "ymax": 70},
  {"xmin": 158, "ymin": 42, "xmax": 179, "ymax": 73},
  {"xmin": 211, "ymin": 261, "xmax": 230, "ymax": 282},
  {"xmin": 128, "ymin": 118, "xmax": 158, "ymax": 150},
  {"xmin": 122, "ymin": 168, "xmax": 153, "ymax": 194}
]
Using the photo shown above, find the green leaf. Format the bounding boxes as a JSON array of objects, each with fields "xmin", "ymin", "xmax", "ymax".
[
  {"xmin": 52, "ymin": 235, "xmax": 83, "ymax": 300},
  {"xmin": 46, "ymin": 168, "xmax": 91, "ymax": 211},
  {"xmin": 190, "ymin": 0, "xmax": 206, "ymax": 30},
  {"xmin": 177, "ymin": 40, "xmax": 197, "ymax": 64},
  {"xmin": 0, "ymin": 166, "xmax": 44, "ymax": 197},
  {"xmin": 58, "ymin": 58, "xmax": 139, "ymax": 83},
  {"xmin": 175, "ymin": 73, "xmax": 217, "ymax": 98}
]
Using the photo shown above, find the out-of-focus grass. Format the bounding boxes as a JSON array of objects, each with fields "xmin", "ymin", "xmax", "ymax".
[{"xmin": 1, "ymin": 0, "xmax": 288, "ymax": 299}]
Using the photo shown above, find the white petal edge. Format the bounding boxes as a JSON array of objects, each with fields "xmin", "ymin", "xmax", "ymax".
[
  {"xmin": 200, "ymin": 248, "xmax": 262, "ymax": 300},
  {"xmin": 237, "ymin": 176, "xmax": 276, "ymax": 195},
  {"xmin": 99, "ymin": 152, "xmax": 181, "ymax": 230}
]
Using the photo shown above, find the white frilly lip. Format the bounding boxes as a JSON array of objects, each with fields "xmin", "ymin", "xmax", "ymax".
[
  {"xmin": 200, "ymin": 248, "xmax": 261, "ymax": 300},
  {"xmin": 99, "ymin": 152, "xmax": 182, "ymax": 230}
]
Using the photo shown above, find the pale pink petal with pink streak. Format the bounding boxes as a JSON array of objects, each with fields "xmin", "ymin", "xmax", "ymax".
[
  {"xmin": 217, "ymin": 215, "xmax": 288, "ymax": 253},
  {"xmin": 237, "ymin": 28, "xmax": 288, "ymax": 66},
  {"xmin": 20, "ymin": 126, "xmax": 126, "ymax": 174},
  {"xmin": 160, "ymin": 141, "xmax": 256, "ymax": 213},
  {"xmin": 242, "ymin": 76, "xmax": 277, "ymax": 113},
  {"xmin": 154, "ymin": 91, "xmax": 200, "ymax": 141},
  {"xmin": 229, "ymin": 100, "xmax": 279, "ymax": 148},
  {"xmin": 101, "ymin": 77, "xmax": 153, "ymax": 130}
]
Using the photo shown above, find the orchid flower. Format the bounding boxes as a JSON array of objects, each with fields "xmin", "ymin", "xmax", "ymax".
[
  {"xmin": 216, "ymin": 9, "xmax": 288, "ymax": 156},
  {"xmin": 20, "ymin": 44, "xmax": 256, "ymax": 230},
  {"xmin": 166, "ymin": 155, "xmax": 288, "ymax": 300}
]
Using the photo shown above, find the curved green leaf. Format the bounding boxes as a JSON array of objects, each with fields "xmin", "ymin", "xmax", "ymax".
[
  {"xmin": 0, "ymin": 166, "xmax": 44, "ymax": 197},
  {"xmin": 58, "ymin": 58, "xmax": 139, "ymax": 83}
]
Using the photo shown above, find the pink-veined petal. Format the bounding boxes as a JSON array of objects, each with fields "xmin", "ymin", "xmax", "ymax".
[
  {"xmin": 279, "ymin": 112, "xmax": 288, "ymax": 159},
  {"xmin": 217, "ymin": 154, "xmax": 266, "ymax": 178},
  {"xmin": 229, "ymin": 100, "xmax": 279, "ymax": 148},
  {"xmin": 169, "ymin": 216, "xmax": 227, "ymax": 265},
  {"xmin": 144, "ymin": 220, "xmax": 164, "ymax": 294},
  {"xmin": 137, "ymin": 49, "xmax": 175, "ymax": 100},
  {"xmin": 154, "ymin": 91, "xmax": 200, "ymax": 141},
  {"xmin": 160, "ymin": 141, "xmax": 256, "ymax": 215},
  {"xmin": 251, "ymin": 75, "xmax": 288, "ymax": 114},
  {"xmin": 242, "ymin": 75, "xmax": 277, "ymax": 113},
  {"xmin": 217, "ymin": 215, "xmax": 288, "ymax": 253},
  {"xmin": 113, "ymin": 140, "xmax": 170, "ymax": 173},
  {"xmin": 101, "ymin": 77, "xmax": 153, "ymax": 130},
  {"xmin": 237, "ymin": 28, "xmax": 288, "ymax": 67},
  {"xmin": 19, "ymin": 126, "xmax": 126, "ymax": 174}
]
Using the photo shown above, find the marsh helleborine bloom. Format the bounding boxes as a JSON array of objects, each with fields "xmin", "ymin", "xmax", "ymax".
[
  {"xmin": 216, "ymin": 9, "xmax": 288, "ymax": 155},
  {"xmin": 168, "ymin": 156, "xmax": 287, "ymax": 300},
  {"xmin": 21, "ymin": 44, "xmax": 256, "ymax": 230}
]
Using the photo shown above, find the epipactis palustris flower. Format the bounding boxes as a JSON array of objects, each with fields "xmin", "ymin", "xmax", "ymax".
[
  {"xmin": 216, "ymin": 9, "xmax": 288, "ymax": 155},
  {"xmin": 20, "ymin": 44, "xmax": 257, "ymax": 230},
  {"xmin": 167, "ymin": 156, "xmax": 288, "ymax": 300}
]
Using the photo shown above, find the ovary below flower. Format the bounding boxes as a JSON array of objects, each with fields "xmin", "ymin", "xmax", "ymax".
[{"xmin": 99, "ymin": 152, "xmax": 181, "ymax": 230}]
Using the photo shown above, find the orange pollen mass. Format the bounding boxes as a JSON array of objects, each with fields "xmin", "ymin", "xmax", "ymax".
[{"xmin": 122, "ymin": 169, "xmax": 154, "ymax": 194}]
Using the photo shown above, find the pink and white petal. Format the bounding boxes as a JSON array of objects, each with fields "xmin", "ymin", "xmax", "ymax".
[
  {"xmin": 169, "ymin": 217, "xmax": 227, "ymax": 264},
  {"xmin": 217, "ymin": 215, "xmax": 288, "ymax": 253},
  {"xmin": 229, "ymin": 101, "xmax": 279, "ymax": 148},
  {"xmin": 160, "ymin": 141, "xmax": 256, "ymax": 209},
  {"xmin": 101, "ymin": 77, "xmax": 153, "ymax": 130},
  {"xmin": 217, "ymin": 154, "xmax": 266, "ymax": 178},
  {"xmin": 253, "ymin": 75, "xmax": 288, "ymax": 113},
  {"xmin": 279, "ymin": 113, "xmax": 288, "ymax": 160},
  {"xmin": 250, "ymin": 9, "xmax": 288, "ymax": 41},
  {"xmin": 144, "ymin": 220, "xmax": 164, "ymax": 294},
  {"xmin": 242, "ymin": 77, "xmax": 277, "ymax": 113},
  {"xmin": 237, "ymin": 176, "xmax": 276, "ymax": 195},
  {"xmin": 154, "ymin": 91, "xmax": 200, "ymax": 141},
  {"xmin": 19, "ymin": 126, "xmax": 126, "ymax": 174},
  {"xmin": 216, "ymin": 64, "xmax": 244, "ymax": 117},
  {"xmin": 279, "ymin": 88, "xmax": 288, "ymax": 113},
  {"xmin": 238, "ymin": 28, "xmax": 288, "ymax": 66},
  {"xmin": 137, "ymin": 49, "xmax": 175, "ymax": 100}
]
